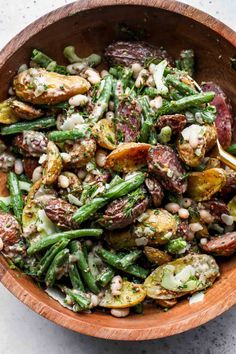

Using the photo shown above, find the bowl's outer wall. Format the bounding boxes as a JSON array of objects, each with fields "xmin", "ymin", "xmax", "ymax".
[{"xmin": 1, "ymin": 0, "xmax": 236, "ymax": 341}]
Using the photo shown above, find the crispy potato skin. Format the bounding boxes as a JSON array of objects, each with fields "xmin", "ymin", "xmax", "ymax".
[
  {"xmin": 92, "ymin": 119, "xmax": 117, "ymax": 150},
  {"xmin": 45, "ymin": 198, "xmax": 78, "ymax": 229},
  {"xmin": 42, "ymin": 141, "xmax": 62, "ymax": 185},
  {"xmin": 13, "ymin": 68, "xmax": 90, "ymax": 105},
  {"xmin": 156, "ymin": 298, "xmax": 177, "ymax": 308},
  {"xmin": 64, "ymin": 138, "xmax": 96, "ymax": 168},
  {"xmin": 23, "ymin": 158, "xmax": 39, "ymax": 179},
  {"xmin": 144, "ymin": 246, "xmax": 172, "ymax": 265},
  {"xmin": 0, "ymin": 171, "xmax": 9, "ymax": 196},
  {"xmin": 0, "ymin": 211, "xmax": 21, "ymax": 249},
  {"xmin": 0, "ymin": 98, "xmax": 19, "ymax": 124},
  {"xmin": 11, "ymin": 100, "xmax": 44, "ymax": 120},
  {"xmin": 187, "ymin": 168, "xmax": 227, "ymax": 201},
  {"xmin": 145, "ymin": 177, "xmax": 164, "ymax": 207},
  {"xmin": 13, "ymin": 131, "xmax": 48, "ymax": 157},
  {"xmin": 105, "ymin": 142, "xmax": 151, "ymax": 172},
  {"xmin": 201, "ymin": 232, "xmax": 236, "ymax": 256},
  {"xmin": 105, "ymin": 228, "xmax": 138, "ymax": 249}
]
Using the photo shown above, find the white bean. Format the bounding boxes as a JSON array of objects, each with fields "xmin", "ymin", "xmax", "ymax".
[
  {"xmin": 135, "ymin": 69, "xmax": 149, "ymax": 88},
  {"xmin": 60, "ymin": 152, "xmax": 71, "ymax": 164},
  {"xmin": 101, "ymin": 70, "xmax": 109, "ymax": 78},
  {"xmin": 131, "ymin": 63, "xmax": 143, "ymax": 79},
  {"xmin": 32, "ymin": 166, "xmax": 43, "ymax": 183},
  {"xmin": 0, "ymin": 237, "xmax": 3, "ymax": 251},
  {"xmin": 189, "ymin": 222, "xmax": 203, "ymax": 233},
  {"xmin": 146, "ymin": 75, "xmax": 155, "ymax": 87},
  {"xmin": 108, "ymin": 101, "xmax": 115, "ymax": 111},
  {"xmin": 199, "ymin": 209, "xmax": 214, "ymax": 224},
  {"xmin": 221, "ymin": 213, "xmax": 234, "ymax": 226},
  {"xmin": 8, "ymin": 86, "xmax": 15, "ymax": 96},
  {"xmin": 165, "ymin": 202, "xmax": 180, "ymax": 214},
  {"xmin": 77, "ymin": 169, "xmax": 86, "ymax": 180},
  {"xmin": 84, "ymin": 68, "xmax": 101, "ymax": 85},
  {"xmin": 95, "ymin": 149, "xmax": 107, "ymax": 168},
  {"xmin": 90, "ymin": 294, "xmax": 99, "ymax": 308},
  {"xmin": 149, "ymin": 63, "xmax": 156, "ymax": 74},
  {"xmin": 178, "ymin": 208, "xmax": 190, "ymax": 219},
  {"xmin": 181, "ymin": 198, "xmax": 192, "ymax": 208},
  {"xmin": 149, "ymin": 96, "xmax": 163, "ymax": 110},
  {"xmin": 111, "ymin": 275, "xmax": 122, "ymax": 296},
  {"xmin": 200, "ymin": 238, "xmax": 208, "ymax": 245},
  {"xmin": 67, "ymin": 62, "xmax": 87, "ymax": 74},
  {"xmin": 14, "ymin": 159, "xmax": 23, "ymax": 175},
  {"xmin": 69, "ymin": 94, "xmax": 89, "ymax": 107},
  {"xmin": 58, "ymin": 175, "xmax": 70, "ymax": 189},
  {"xmin": 110, "ymin": 308, "xmax": 130, "ymax": 318},
  {"xmin": 106, "ymin": 111, "xmax": 114, "ymax": 122}
]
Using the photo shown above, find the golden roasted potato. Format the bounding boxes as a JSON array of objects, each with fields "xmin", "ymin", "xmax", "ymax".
[
  {"xmin": 204, "ymin": 124, "xmax": 217, "ymax": 151},
  {"xmin": 64, "ymin": 138, "xmax": 96, "ymax": 168},
  {"xmin": 144, "ymin": 246, "xmax": 172, "ymax": 265},
  {"xmin": 228, "ymin": 196, "xmax": 236, "ymax": 221},
  {"xmin": 99, "ymin": 281, "xmax": 146, "ymax": 308},
  {"xmin": 144, "ymin": 254, "xmax": 219, "ymax": 300},
  {"xmin": 133, "ymin": 209, "xmax": 178, "ymax": 245},
  {"xmin": 92, "ymin": 119, "xmax": 117, "ymax": 150},
  {"xmin": 105, "ymin": 142, "xmax": 151, "ymax": 172},
  {"xmin": 42, "ymin": 141, "xmax": 62, "ymax": 185},
  {"xmin": 10, "ymin": 99, "xmax": 44, "ymax": 120},
  {"xmin": 0, "ymin": 98, "xmax": 19, "ymax": 124},
  {"xmin": 13, "ymin": 68, "xmax": 90, "ymax": 105},
  {"xmin": 105, "ymin": 228, "xmax": 138, "ymax": 249},
  {"xmin": 177, "ymin": 139, "xmax": 206, "ymax": 167},
  {"xmin": 156, "ymin": 298, "xmax": 177, "ymax": 308},
  {"xmin": 0, "ymin": 171, "xmax": 9, "ymax": 197},
  {"xmin": 204, "ymin": 157, "xmax": 221, "ymax": 170},
  {"xmin": 187, "ymin": 168, "xmax": 227, "ymax": 201}
]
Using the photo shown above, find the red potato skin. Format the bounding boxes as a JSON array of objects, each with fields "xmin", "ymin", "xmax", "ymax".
[
  {"xmin": 145, "ymin": 177, "xmax": 164, "ymax": 207},
  {"xmin": 45, "ymin": 198, "xmax": 78, "ymax": 229},
  {"xmin": 147, "ymin": 144, "xmax": 187, "ymax": 194},
  {"xmin": 116, "ymin": 99, "xmax": 142, "ymax": 142},
  {"xmin": 202, "ymin": 82, "xmax": 233, "ymax": 149},
  {"xmin": 201, "ymin": 232, "xmax": 236, "ymax": 256},
  {"xmin": 23, "ymin": 158, "xmax": 39, "ymax": 179},
  {"xmin": 201, "ymin": 200, "xmax": 229, "ymax": 222},
  {"xmin": 156, "ymin": 114, "xmax": 187, "ymax": 135},
  {"xmin": 0, "ymin": 211, "xmax": 21, "ymax": 249},
  {"xmin": 13, "ymin": 132, "xmax": 48, "ymax": 157}
]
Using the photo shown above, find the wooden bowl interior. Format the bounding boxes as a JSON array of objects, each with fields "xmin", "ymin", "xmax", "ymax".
[{"xmin": 0, "ymin": 2, "xmax": 236, "ymax": 340}]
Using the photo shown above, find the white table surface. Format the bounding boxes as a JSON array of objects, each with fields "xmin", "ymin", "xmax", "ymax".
[{"xmin": 0, "ymin": 0, "xmax": 236, "ymax": 353}]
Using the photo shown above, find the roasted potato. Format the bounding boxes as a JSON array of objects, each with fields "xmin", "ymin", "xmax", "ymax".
[
  {"xmin": 204, "ymin": 157, "xmax": 221, "ymax": 170},
  {"xmin": 105, "ymin": 228, "xmax": 138, "ymax": 249},
  {"xmin": 13, "ymin": 68, "xmax": 90, "ymax": 105},
  {"xmin": 0, "ymin": 171, "xmax": 9, "ymax": 197},
  {"xmin": 133, "ymin": 209, "xmax": 178, "ymax": 245},
  {"xmin": 105, "ymin": 142, "xmax": 151, "ymax": 172},
  {"xmin": 228, "ymin": 196, "xmax": 236, "ymax": 221},
  {"xmin": 99, "ymin": 281, "xmax": 146, "ymax": 308},
  {"xmin": 201, "ymin": 232, "xmax": 236, "ymax": 256},
  {"xmin": 64, "ymin": 138, "xmax": 96, "ymax": 168},
  {"xmin": 45, "ymin": 198, "xmax": 78, "ymax": 229},
  {"xmin": 144, "ymin": 254, "xmax": 219, "ymax": 300},
  {"xmin": 0, "ymin": 98, "xmax": 19, "ymax": 124},
  {"xmin": 92, "ymin": 119, "xmax": 117, "ymax": 150},
  {"xmin": 144, "ymin": 246, "xmax": 172, "ymax": 265},
  {"xmin": 58, "ymin": 172, "xmax": 82, "ymax": 198},
  {"xmin": 187, "ymin": 168, "xmax": 227, "ymax": 201},
  {"xmin": 156, "ymin": 298, "xmax": 177, "ymax": 308},
  {"xmin": 10, "ymin": 99, "xmax": 44, "ymax": 120},
  {"xmin": 42, "ymin": 141, "xmax": 62, "ymax": 185}
]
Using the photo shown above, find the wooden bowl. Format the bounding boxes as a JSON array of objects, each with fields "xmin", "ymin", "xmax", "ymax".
[{"xmin": 0, "ymin": 0, "xmax": 236, "ymax": 341}]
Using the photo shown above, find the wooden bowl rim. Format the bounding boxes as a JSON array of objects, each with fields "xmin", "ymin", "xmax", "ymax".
[{"xmin": 0, "ymin": 0, "xmax": 236, "ymax": 341}]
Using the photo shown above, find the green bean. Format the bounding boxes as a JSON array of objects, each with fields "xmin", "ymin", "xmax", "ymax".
[
  {"xmin": 157, "ymin": 126, "xmax": 172, "ymax": 144},
  {"xmin": 70, "ymin": 241, "xmax": 99, "ymax": 294},
  {"xmin": 7, "ymin": 172, "xmax": 23, "ymax": 223},
  {"xmin": 227, "ymin": 144, "xmax": 236, "ymax": 155},
  {"xmin": 69, "ymin": 264, "xmax": 85, "ymax": 292},
  {"xmin": 90, "ymin": 75, "xmax": 113, "ymax": 123},
  {"xmin": 64, "ymin": 288, "xmax": 91, "ymax": 310},
  {"xmin": 165, "ymin": 75, "xmax": 196, "ymax": 95},
  {"xmin": 63, "ymin": 46, "xmax": 101, "ymax": 67},
  {"xmin": 45, "ymin": 249, "xmax": 69, "ymax": 287},
  {"xmin": 72, "ymin": 172, "xmax": 145, "ymax": 224},
  {"xmin": 31, "ymin": 49, "xmax": 68, "ymax": 75},
  {"xmin": 37, "ymin": 238, "xmax": 70, "ymax": 277},
  {"xmin": 96, "ymin": 266, "xmax": 115, "ymax": 287},
  {"xmin": 177, "ymin": 49, "xmax": 195, "ymax": 77},
  {"xmin": 118, "ymin": 250, "xmax": 142, "ymax": 268},
  {"xmin": 156, "ymin": 92, "xmax": 215, "ymax": 117},
  {"xmin": 1, "ymin": 117, "xmax": 56, "ymax": 135},
  {"xmin": 143, "ymin": 87, "xmax": 159, "ymax": 98},
  {"xmin": 148, "ymin": 128, "xmax": 158, "ymax": 145},
  {"xmin": 27, "ymin": 229, "xmax": 103, "ymax": 255},
  {"xmin": 138, "ymin": 96, "xmax": 154, "ymax": 143},
  {"xmin": 96, "ymin": 248, "xmax": 149, "ymax": 279},
  {"xmin": 0, "ymin": 200, "xmax": 10, "ymax": 212},
  {"xmin": 48, "ymin": 128, "xmax": 90, "ymax": 142}
]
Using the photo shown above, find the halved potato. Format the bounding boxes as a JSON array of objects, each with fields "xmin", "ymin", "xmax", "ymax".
[
  {"xmin": 99, "ymin": 281, "xmax": 146, "ymax": 308},
  {"xmin": 11, "ymin": 99, "xmax": 44, "ymax": 120},
  {"xmin": 228, "ymin": 196, "xmax": 236, "ymax": 221},
  {"xmin": 144, "ymin": 246, "xmax": 172, "ymax": 265},
  {"xmin": 92, "ymin": 119, "xmax": 117, "ymax": 150},
  {"xmin": 105, "ymin": 142, "xmax": 151, "ymax": 172},
  {"xmin": 144, "ymin": 254, "xmax": 219, "ymax": 300},
  {"xmin": 187, "ymin": 168, "xmax": 226, "ymax": 201},
  {"xmin": 0, "ymin": 171, "xmax": 9, "ymax": 197},
  {"xmin": 0, "ymin": 98, "xmax": 19, "ymax": 124},
  {"xmin": 13, "ymin": 68, "xmax": 90, "ymax": 105},
  {"xmin": 42, "ymin": 141, "xmax": 62, "ymax": 185}
]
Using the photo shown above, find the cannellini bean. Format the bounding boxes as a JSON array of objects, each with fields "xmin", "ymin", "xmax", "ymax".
[
  {"xmin": 131, "ymin": 63, "xmax": 143, "ymax": 79},
  {"xmin": 149, "ymin": 63, "xmax": 156, "ymax": 74},
  {"xmin": 189, "ymin": 131, "xmax": 199, "ymax": 149},
  {"xmin": 189, "ymin": 222, "xmax": 203, "ymax": 233},
  {"xmin": 165, "ymin": 202, "xmax": 180, "ymax": 214},
  {"xmin": 14, "ymin": 159, "xmax": 23, "ymax": 175},
  {"xmin": 8, "ymin": 86, "xmax": 15, "ymax": 96},
  {"xmin": 146, "ymin": 75, "xmax": 155, "ymax": 87},
  {"xmin": 111, "ymin": 275, "xmax": 123, "ymax": 296},
  {"xmin": 18, "ymin": 64, "xmax": 28, "ymax": 73},
  {"xmin": 106, "ymin": 111, "xmax": 114, "ymax": 122},
  {"xmin": 178, "ymin": 208, "xmax": 190, "ymax": 219},
  {"xmin": 95, "ymin": 149, "xmax": 107, "ymax": 167},
  {"xmin": 0, "ymin": 237, "xmax": 3, "ymax": 251},
  {"xmin": 38, "ymin": 154, "xmax": 47, "ymax": 165},
  {"xmin": 90, "ymin": 294, "xmax": 99, "ymax": 308},
  {"xmin": 32, "ymin": 166, "xmax": 43, "ymax": 183},
  {"xmin": 77, "ymin": 168, "xmax": 86, "ymax": 180},
  {"xmin": 84, "ymin": 68, "xmax": 101, "ymax": 85},
  {"xmin": 101, "ymin": 70, "xmax": 109, "ymax": 78},
  {"xmin": 199, "ymin": 209, "xmax": 214, "ymax": 224},
  {"xmin": 181, "ymin": 198, "xmax": 192, "ymax": 208},
  {"xmin": 200, "ymin": 238, "xmax": 208, "ymax": 245},
  {"xmin": 135, "ymin": 69, "xmax": 149, "ymax": 88},
  {"xmin": 108, "ymin": 101, "xmax": 115, "ymax": 111},
  {"xmin": 149, "ymin": 96, "xmax": 163, "ymax": 110},
  {"xmin": 69, "ymin": 94, "xmax": 89, "ymax": 107},
  {"xmin": 58, "ymin": 175, "xmax": 70, "ymax": 189},
  {"xmin": 110, "ymin": 308, "xmax": 130, "ymax": 318},
  {"xmin": 60, "ymin": 152, "xmax": 71, "ymax": 163},
  {"xmin": 221, "ymin": 213, "xmax": 234, "ymax": 226},
  {"xmin": 67, "ymin": 62, "xmax": 87, "ymax": 74}
]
